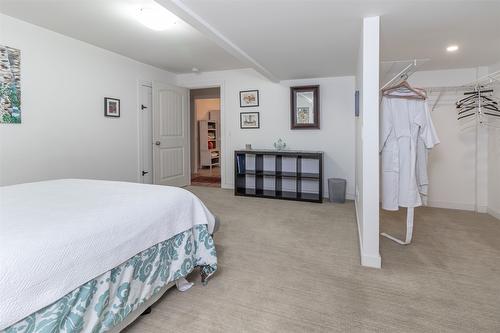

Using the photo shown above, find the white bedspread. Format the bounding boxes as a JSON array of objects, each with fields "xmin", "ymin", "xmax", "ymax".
[{"xmin": 0, "ymin": 179, "xmax": 215, "ymax": 330}]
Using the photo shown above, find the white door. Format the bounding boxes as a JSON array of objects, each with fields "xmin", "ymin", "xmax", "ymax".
[
  {"xmin": 139, "ymin": 84, "xmax": 153, "ymax": 184},
  {"xmin": 153, "ymin": 81, "xmax": 190, "ymax": 187}
]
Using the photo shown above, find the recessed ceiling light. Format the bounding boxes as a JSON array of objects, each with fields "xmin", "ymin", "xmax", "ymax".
[
  {"xmin": 134, "ymin": 3, "xmax": 178, "ymax": 31},
  {"xmin": 446, "ymin": 45, "xmax": 459, "ymax": 52}
]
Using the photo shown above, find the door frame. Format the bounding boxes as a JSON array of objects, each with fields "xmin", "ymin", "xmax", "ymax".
[
  {"xmin": 190, "ymin": 87, "xmax": 221, "ymax": 175},
  {"xmin": 179, "ymin": 81, "xmax": 226, "ymax": 188},
  {"xmin": 137, "ymin": 80, "xmax": 153, "ymax": 183}
]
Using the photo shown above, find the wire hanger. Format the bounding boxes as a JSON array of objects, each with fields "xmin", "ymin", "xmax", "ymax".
[
  {"xmin": 382, "ymin": 79, "xmax": 427, "ymax": 100},
  {"xmin": 456, "ymin": 84, "xmax": 500, "ymax": 131}
]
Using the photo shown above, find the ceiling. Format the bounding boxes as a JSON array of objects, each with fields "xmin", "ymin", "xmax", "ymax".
[
  {"xmin": 1, "ymin": 0, "xmax": 499, "ymax": 80},
  {"xmin": 0, "ymin": 0, "xmax": 244, "ymax": 73},
  {"xmin": 180, "ymin": 0, "xmax": 500, "ymax": 79}
]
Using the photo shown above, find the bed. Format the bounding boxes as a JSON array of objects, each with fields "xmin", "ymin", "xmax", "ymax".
[{"xmin": 0, "ymin": 179, "xmax": 218, "ymax": 333}]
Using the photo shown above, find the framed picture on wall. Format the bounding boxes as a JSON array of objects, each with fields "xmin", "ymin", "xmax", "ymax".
[
  {"xmin": 0, "ymin": 45, "xmax": 21, "ymax": 124},
  {"xmin": 104, "ymin": 97, "xmax": 120, "ymax": 117},
  {"xmin": 240, "ymin": 112, "xmax": 260, "ymax": 129},
  {"xmin": 290, "ymin": 85, "xmax": 319, "ymax": 129},
  {"xmin": 239, "ymin": 90, "xmax": 259, "ymax": 107}
]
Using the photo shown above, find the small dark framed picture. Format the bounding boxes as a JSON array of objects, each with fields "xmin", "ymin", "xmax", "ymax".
[
  {"xmin": 104, "ymin": 97, "xmax": 120, "ymax": 117},
  {"xmin": 239, "ymin": 90, "xmax": 259, "ymax": 107},
  {"xmin": 240, "ymin": 112, "xmax": 260, "ymax": 129}
]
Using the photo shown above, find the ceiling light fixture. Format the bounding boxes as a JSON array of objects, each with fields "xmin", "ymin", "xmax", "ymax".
[
  {"xmin": 446, "ymin": 45, "xmax": 459, "ymax": 52},
  {"xmin": 134, "ymin": 4, "xmax": 178, "ymax": 31}
]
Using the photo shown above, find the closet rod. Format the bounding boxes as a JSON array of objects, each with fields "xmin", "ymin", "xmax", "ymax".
[
  {"xmin": 425, "ymin": 70, "xmax": 500, "ymax": 93},
  {"xmin": 464, "ymin": 89, "xmax": 494, "ymax": 95},
  {"xmin": 380, "ymin": 58, "xmax": 430, "ymax": 64}
]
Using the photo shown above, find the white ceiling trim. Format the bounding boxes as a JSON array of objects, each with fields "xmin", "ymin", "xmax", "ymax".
[{"xmin": 156, "ymin": 0, "xmax": 278, "ymax": 82}]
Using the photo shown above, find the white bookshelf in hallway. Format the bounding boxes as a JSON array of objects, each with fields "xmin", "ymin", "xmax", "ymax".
[{"xmin": 199, "ymin": 120, "xmax": 220, "ymax": 174}]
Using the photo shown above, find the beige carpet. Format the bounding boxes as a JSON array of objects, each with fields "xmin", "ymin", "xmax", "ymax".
[{"xmin": 123, "ymin": 187, "xmax": 500, "ymax": 332}]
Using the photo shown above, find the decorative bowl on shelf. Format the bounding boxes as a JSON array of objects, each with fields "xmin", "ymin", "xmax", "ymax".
[{"xmin": 273, "ymin": 138, "xmax": 286, "ymax": 150}]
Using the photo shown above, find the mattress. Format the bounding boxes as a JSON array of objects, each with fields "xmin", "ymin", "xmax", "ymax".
[
  {"xmin": 0, "ymin": 179, "xmax": 216, "ymax": 330},
  {"xmin": 3, "ymin": 225, "xmax": 217, "ymax": 333}
]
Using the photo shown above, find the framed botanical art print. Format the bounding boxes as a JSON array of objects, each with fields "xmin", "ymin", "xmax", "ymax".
[
  {"xmin": 239, "ymin": 90, "xmax": 259, "ymax": 107},
  {"xmin": 291, "ymin": 85, "xmax": 319, "ymax": 129},
  {"xmin": 104, "ymin": 97, "xmax": 120, "ymax": 117},
  {"xmin": 240, "ymin": 112, "xmax": 260, "ymax": 129},
  {"xmin": 0, "ymin": 45, "xmax": 21, "ymax": 124}
]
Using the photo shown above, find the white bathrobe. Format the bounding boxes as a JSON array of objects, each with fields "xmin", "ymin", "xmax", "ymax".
[
  {"xmin": 380, "ymin": 96, "xmax": 440, "ymax": 211},
  {"xmin": 416, "ymin": 102, "xmax": 440, "ymax": 201}
]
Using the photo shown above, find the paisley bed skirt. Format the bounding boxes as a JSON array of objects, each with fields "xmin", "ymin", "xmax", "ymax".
[{"xmin": 3, "ymin": 224, "xmax": 217, "ymax": 333}]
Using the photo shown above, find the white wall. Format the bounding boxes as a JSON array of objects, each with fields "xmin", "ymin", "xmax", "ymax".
[
  {"xmin": 0, "ymin": 14, "xmax": 175, "ymax": 185},
  {"xmin": 488, "ymin": 61, "xmax": 500, "ymax": 74},
  {"xmin": 195, "ymin": 98, "xmax": 220, "ymax": 122},
  {"xmin": 176, "ymin": 68, "xmax": 356, "ymax": 198},
  {"xmin": 409, "ymin": 67, "xmax": 489, "ymax": 211},
  {"xmin": 355, "ymin": 16, "xmax": 381, "ymax": 268},
  {"xmin": 488, "ymin": 109, "xmax": 500, "ymax": 219},
  {"xmin": 355, "ymin": 30, "xmax": 364, "ymax": 243},
  {"xmin": 487, "ymin": 61, "xmax": 500, "ymax": 219}
]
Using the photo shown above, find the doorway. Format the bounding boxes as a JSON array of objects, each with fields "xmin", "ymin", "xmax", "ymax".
[{"xmin": 190, "ymin": 87, "xmax": 221, "ymax": 187}]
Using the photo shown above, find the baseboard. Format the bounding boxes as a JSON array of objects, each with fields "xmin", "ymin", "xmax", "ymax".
[
  {"xmin": 354, "ymin": 197, "xmax": 382, "ymax": 269},
  {"xmin": 477, "ymin": 205, "xmax": 488, "ymax": 213},
  {"xmin": 361, "ymin": 253, "xmax": 382, "ymax": 268},
  {"xmin": 488, "ymin": 207, "xmax": 500, "ymax": 220},
  {"xmin": 426, "ymin": 200, "xmax": 476, "ymax": 211},
  {"xmin": 346, "ymin": 193, "xmax": 355, "ymax": 201},
  {"xmin": 354, "ymin": 197, "xmax": 362, "ymax": 246}
]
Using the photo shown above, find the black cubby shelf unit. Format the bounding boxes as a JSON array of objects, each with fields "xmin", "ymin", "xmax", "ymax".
[{"xmin": 234, "ymin": 149, "xmax": 323, "ymax": 203}]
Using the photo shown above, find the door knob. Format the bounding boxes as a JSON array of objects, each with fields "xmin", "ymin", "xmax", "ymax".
[{"xmin": 155, "ymin": 141, "xmax": 161, "ymax": 146}]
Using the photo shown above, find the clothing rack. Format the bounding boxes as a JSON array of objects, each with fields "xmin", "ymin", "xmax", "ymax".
[
  {"xmin": 425, "ymin": 70, "xmax": 500, "ymax": 111},
  {"xmin": 426, "ymin": 70, "xmax": 500, "ymax": 92},
  {"xmin": 424, "ymin": 71, "xmax": 500, "ymax": 217},
  {"xmin": 457, "ymin": 88, "xmax": 499, "ymax": 124}
]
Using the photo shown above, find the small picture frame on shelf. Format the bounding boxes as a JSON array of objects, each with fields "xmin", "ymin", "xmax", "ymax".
[
  {"xmin": 104, "ymin": 97, "xmax": 120, "ymax": 117},
  {"xmin": 240, "ymin": 112, "xmax": 260, "ymax": 129},
  {"xmin": 239, "ymin": 90, "xmax": 259, "ymax": 107}
]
